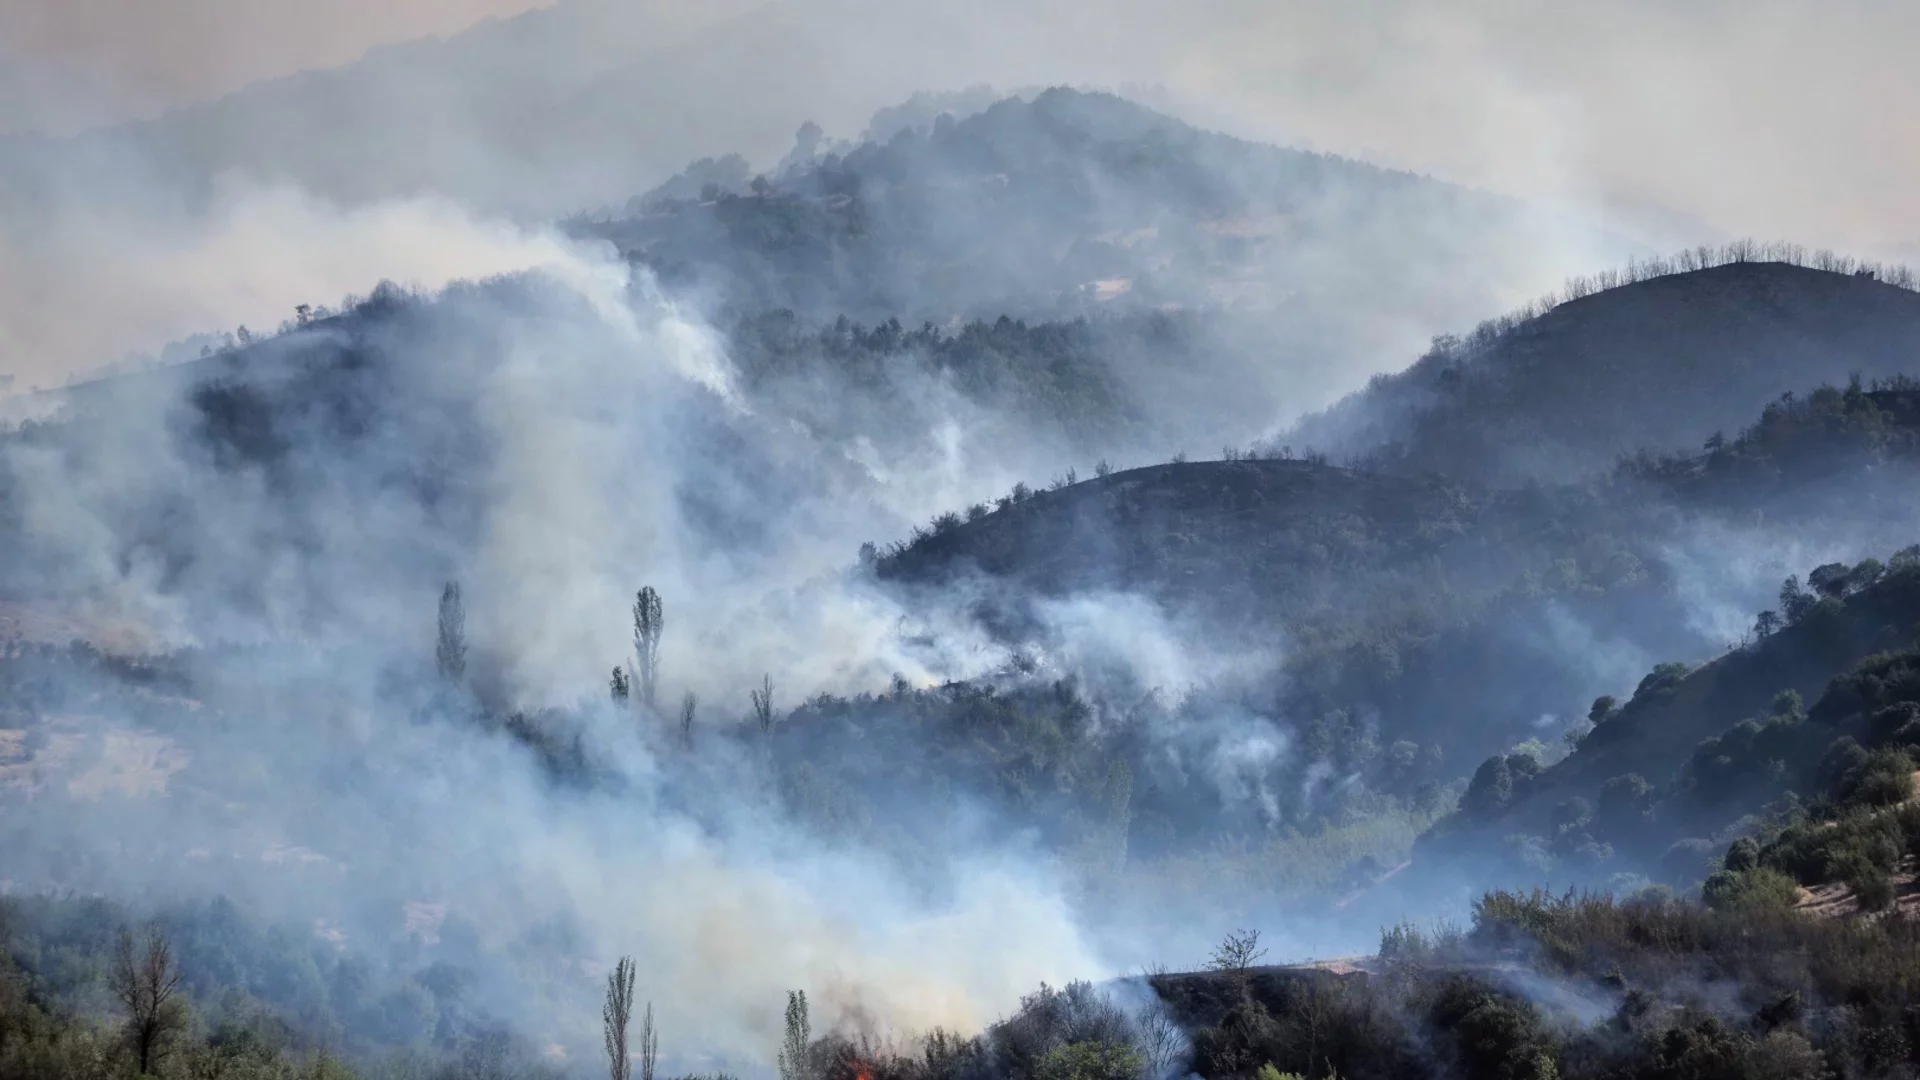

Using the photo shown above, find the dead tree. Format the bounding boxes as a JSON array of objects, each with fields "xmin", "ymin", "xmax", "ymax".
[
  {"xmin": 751, "ymin": 675, "xmax": 776, "ymax": 739},
  {"xmin": 632, "ymin": 587, "xmax": 663, "ymax": 710},
  {"xmin": 1207, "ymin": 928, "xmax": 1267, "ymax": 997},
  {"xmin": 679, "ymin": 692, "xmax": 698, "ymax": 749},
  {"xmin": 1208, "ymin": 928, "xmax": 1267, "ymax": 974},
  {"xmin": 639, "ymin": 1000, "xmax": 658, "ymax": 1080},
  {"xmin": 603, "ymin": 956, "xmax": 636, "ymax": 1080},
  {"xmin": 436, "ymin": 581, "xmax": 468, "ymax": 682},
  {"xmin": 112, "ymin": 924, "xmax": 184, "ymax": 1076}
]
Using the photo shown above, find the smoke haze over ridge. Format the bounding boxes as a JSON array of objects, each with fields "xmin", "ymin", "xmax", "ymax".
[
  {"xmin": 5, "ymin": 0, "xmax": 1918, "ymax": 251},
  {"xmin": 7, "ymin": 3, "xmax": 1920, "ymax": 1077}
]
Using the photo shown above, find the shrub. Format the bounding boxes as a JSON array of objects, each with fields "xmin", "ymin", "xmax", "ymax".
[
  {"xmin": 1034, "ymin": 1041, "xmax": 1143, "ymax": 1080},
  {"xmin": 1843, "ymin": 749, "xmax": 1915, "ymax": 808},
  {"xmin": 1847, "ymin": 861, "xmax": 1897, "ymax": 912},
  {"xmin": 1702, "ymin": 868, "xmax": 1801, "ymax": 913}
]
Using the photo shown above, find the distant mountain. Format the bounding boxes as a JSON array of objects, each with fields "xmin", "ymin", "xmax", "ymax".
[
  {"xmin": 1291, "ymin": 254, "xmax": 1920, "ymax": 485},
  {"xmin": 0, "ymin": 0, "xmax": 768, "ymax": 215},
  {"xmin": 577, "ymin": 88, "xmax": 1620, "ymax": 329}
]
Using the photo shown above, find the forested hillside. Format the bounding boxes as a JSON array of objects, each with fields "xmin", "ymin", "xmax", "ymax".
[
  {"xmin": 1292, "ymin": 251, "xmax": 1920, "ymax": 484},
  {"xmin": 11, "ymin": 37, "xmax": 1920, "ymax": 1077}
]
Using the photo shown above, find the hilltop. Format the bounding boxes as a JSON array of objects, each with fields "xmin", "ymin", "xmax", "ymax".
[
  {"xmin": 1292, "ymin": 255, "xmax": 1920, "ymax": 484},
  {"xmin": 575, "ymin": 88, "xmax": 1618, "ymax": 332}
]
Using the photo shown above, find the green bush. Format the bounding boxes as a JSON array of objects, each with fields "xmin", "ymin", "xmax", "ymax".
[
  {"xmin": 1702, "ymin": 867, "xmax": 1801, "ymax": 913},
  {"xmin": 1847, "ymin": 860, "xmax": 1897, "ymax": 912},
  {"xmin": 1842, "ymin": 748, "xmax": 1915, "ymax": 808},
  {"xmin": 1723, "ymin": 836, "xmax": 1760, "ymax": 873},
  {"xmin": 1034, "ymin": 1041, "xmax": 1144, "ymax": 1080}
]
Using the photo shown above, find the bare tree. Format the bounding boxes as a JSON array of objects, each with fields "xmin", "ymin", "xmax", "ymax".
[
  {"xmin": 1207, "ymin": 928, "xmax": 1267, "ymax": 978},
  {"xmin": 632, "ymin": 587, "xmax": 664, "ymax": 710},
  {"xmin": 436, "ymin": 581, "xmax": 468, "ymax": 682},
  {"xmin": 777, "ymin": 990, "xmax": 811, "ymax": 1080},
  {"xmin": 1135, "ymin": 1005, "xmax": 1189, "ymax": 1080},
  {"xmin": 751, "ymin": 675, "xmax": 776, "ymax": 739},
  {"xmin": 604, "ymin": 956, "xmax": 636, "ymax": 1080},
  {"xmin": 679, "ymin": 692, "xmax": 698, "ymax": 749},
  {"xmin": 639, "ymin": 1001, "xmax": 658, "ymax": 1080},
  {"xmin": 111, "ymin": 924, "xmax": 185, "ymax": 1076}
]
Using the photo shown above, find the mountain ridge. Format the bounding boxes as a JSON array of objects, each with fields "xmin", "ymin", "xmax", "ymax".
[{"xmin": 1292, "ymin": 256, "xmax": 1920, "ymax": 485}]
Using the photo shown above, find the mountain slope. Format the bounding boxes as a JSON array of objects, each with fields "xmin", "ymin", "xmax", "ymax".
[
  {"xmin": 1404, "ymin": 550, "xmax": 1920, "ymax": 909},
  {"xmin": 577, "ymin": 87, "xmax": 1618, "ymax": 328},
  {"xmin": 1292, "ymin": 259, "xmax": 1920, "ymax": 485}
]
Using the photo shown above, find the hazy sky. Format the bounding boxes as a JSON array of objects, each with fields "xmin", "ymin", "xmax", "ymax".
[
  {"xmin": 3, "ymin": 0, "xmax": 1916, "ymax": 255},
  {"xmin": 0, "ymin": 0, "xmax": 547, "ymax": 133},
  {"xmin": 4, "ymin": 0, "xmax": 1919, "ymax": 390}
]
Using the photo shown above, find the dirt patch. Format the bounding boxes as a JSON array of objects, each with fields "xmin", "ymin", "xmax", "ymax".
[
  {"xmin": 65, "ymin": 729, "xmax": 190, "ymax": 800},
  {"xmin": 262, "ymin": 843, "xmax": 335, "ymax": 868},
  {"xmin": 405, "ymin": 901, "xmax": 448, "ymax": 944},
  {"xmin": 1297, "ymin": 956, "xmax": 1376, "ymax": 976},
  {"xmin": 0, "ymin": 599, "xmax": 171, "ymax": 655},
  {"xmin": 1335, "ymin": 859, "xmax": 1412, "ymax": 911},
  {"xmin": 0, "ymin": 727, "xmax": 86, "ymax": 796}
]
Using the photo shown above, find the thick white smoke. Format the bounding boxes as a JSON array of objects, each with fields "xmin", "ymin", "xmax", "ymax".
[{"xmin": 0, "ymin": 210, "xmax": 1130, "ymax": 1065}]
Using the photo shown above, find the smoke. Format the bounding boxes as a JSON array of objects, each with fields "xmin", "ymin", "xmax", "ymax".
[
  {"xmin": 6, "ymin": 2, "xmax": 1920, "ymax": 1071},
  {"xmin": 8, "ymin": 1, "xmax": 1920, "ymax": 254},
  {"xmin": 0, "ymin": 232, "xmax": 1133, "ymax": 1063},
  {"xmin": 0, "ymin": 182, "xmax": 623, "ymax": 391}
]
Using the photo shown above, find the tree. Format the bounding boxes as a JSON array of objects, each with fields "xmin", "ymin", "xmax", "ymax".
[
  {"xmin": 1463, "ymin": 756, "xmax": 1514, "ymax": 820},
  {"xmin": 778, "ymin": 990, "xmax": 811, "ymax": 1080},
  {"xmin": 1597, "ymin": 773, "xmax": 1654, "ymax": 834},
  {"xmin": 1779, "ymin": 575, "xmax": 1814, "ymax": 622},
  {"xmin": 611, "ymin": 667, "xmax": 631, "ymax": 704},
  {"xmin": 1724, "ymin": 836, "xmax": 1760, "ymax": 873},
  {"xmin": 679, "ymin": 692, "xmax": 698, "ymax": 749},
  {"xmin": 639, "ymin": 1001, "xmax": 658, "ymax": 1080},
  {"xmin": 1104, "ymin": 760, "xmax": 1134, "ymax": 873},
  {"xmin": 436, "ymin": 581, "xmax": 468, "ymax": 682},
  {"xmin": 1206, "ymin": 928, "xmax": 1267, "ymax": 977},
  {"xmin": 1807, "ymin": 562, "xmax": 1851, "ymax": 600},
  {"xmin": 112, "ymin": 924, "xmax": 185, "ymax": 1076},
  {"xmin": 633, "ymin": 588, "xmax": 664, "ymax": 710},
  {"xmin": 604, "ymin": 956, "xmax": 636, "ymax": 1080},
  {"xmin": 752, "ymin": 675, "xmax": 776, "ymax": 738},
  {"xmin": 1753, "ymin": 610, "xmax": 1781, "ymax": 639}
]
